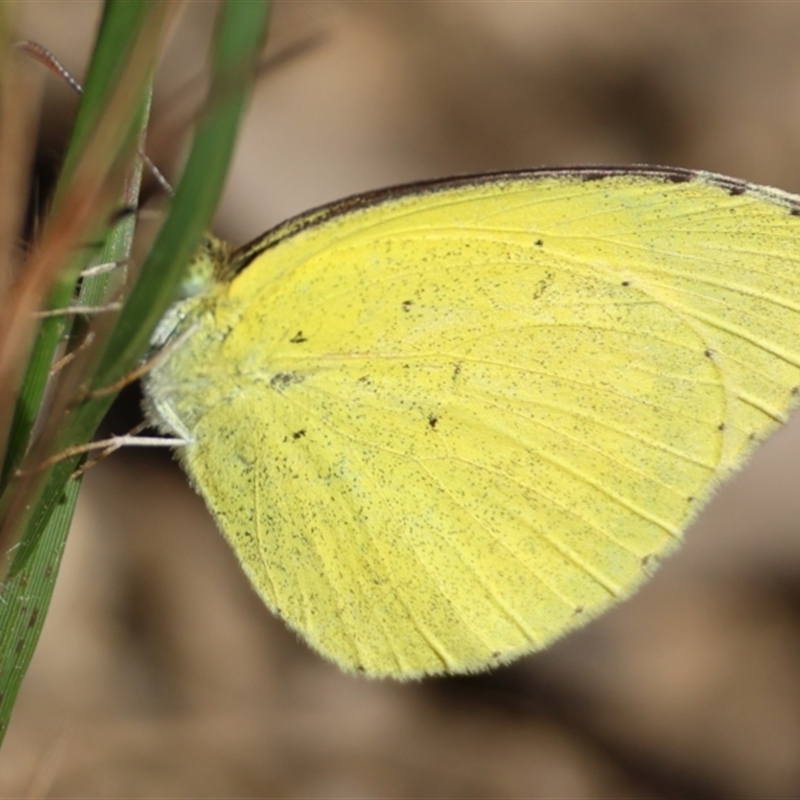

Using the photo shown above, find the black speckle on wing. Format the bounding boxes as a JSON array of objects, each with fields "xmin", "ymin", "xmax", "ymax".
[
  {"xmin": 532, "ymin": 272, "xmax": 554, "ymax": 300},
  {"xmin": 271, "ymin": 372, "xmax": 304, "ymax": 391}
]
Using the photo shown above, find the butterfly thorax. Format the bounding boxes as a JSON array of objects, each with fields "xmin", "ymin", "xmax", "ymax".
[{"xmin": 144, "ymin": 233, "xmax": 243, "ymax": 441}]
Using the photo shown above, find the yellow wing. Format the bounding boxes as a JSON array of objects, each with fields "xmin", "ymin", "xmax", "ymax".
[{"xmin": 145, "ymin": 167, "xmax": 800, "ymax": 678}]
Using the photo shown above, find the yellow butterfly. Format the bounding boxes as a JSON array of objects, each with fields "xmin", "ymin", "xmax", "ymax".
[{"xmin": 144, "ymin": 166, "xmax": 800, "ymax": 678}]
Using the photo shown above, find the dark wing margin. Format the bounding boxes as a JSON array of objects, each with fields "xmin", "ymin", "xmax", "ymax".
[{"xmin": 229, "ymin": 165, "xmax": 800, "ymax": 276}]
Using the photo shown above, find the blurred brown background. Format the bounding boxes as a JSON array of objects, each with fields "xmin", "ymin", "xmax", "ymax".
[{"xmin": 3, "ymin": 1, "xmax": 800, "ymax": 797}]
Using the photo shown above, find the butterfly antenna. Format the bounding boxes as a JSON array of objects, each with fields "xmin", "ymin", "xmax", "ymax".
[
  {"xmin": 16, "ymin": 40, "xmax": 174, "ymax": 196},
  {"xmin": 16, "ymin": 40, "xmax": 82, "ymax": 95}
]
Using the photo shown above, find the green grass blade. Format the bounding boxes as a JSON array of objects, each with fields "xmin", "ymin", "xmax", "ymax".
[
  {"xmin": 0, "ymin": 477, "xmax": 79, "ymax": 744},
  {"xmin": 0, "ymin": 0, "xmax": 164, "ymax": 748},
  {"xmin": 6, "ymin": 0, "xmax": 272, "ymax": 569},
  {"xmin": 0, "ymin": 0, "xmax": 160, "ymax": 490},
  {"xmin": 0, "ymin": 0, "xmax": 271, "ymax": 750}
]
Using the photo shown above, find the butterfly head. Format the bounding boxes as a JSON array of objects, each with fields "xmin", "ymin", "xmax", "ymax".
[{"xmin": 178, "ymin": 234, "xmax": 233, "ymax": 299}]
